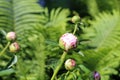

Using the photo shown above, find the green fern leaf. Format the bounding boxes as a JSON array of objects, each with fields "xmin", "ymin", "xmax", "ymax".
[
  {"xmin": 79, "ymin": 10, "xmax": 120, "ymax": 80},
  {"xmin": 88, "ymin": 10, "xmax": 120, "ymax": 50},
  {"xmin": 0, "ymin": 0, "xmax": 44, "ymax": 38},
  {"xmin": 0, "ymin": 0, "xmax": 46, "ymax": 80}
]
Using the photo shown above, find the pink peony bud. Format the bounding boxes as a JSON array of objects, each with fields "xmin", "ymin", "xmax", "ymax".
[
  {"xmin": 65, "ymin": 59, "xmax": 76, "ymax": 70},
  {"xmin": 59, "ymin": 33, "xmax": 77, "ymax": 51},
  {"xmin": 6, "ymin": 32, "xmax": 16, "ymax": 41},
  {"xmin": 9, "ymin": 42, "xmax": 20, "ymax": 52},
  {"xmin": 71, "ymin": 15, "xmax": 80, "ymax": 23}
]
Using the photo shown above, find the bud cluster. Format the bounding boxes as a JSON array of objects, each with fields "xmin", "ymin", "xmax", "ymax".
[
  {"xmin": 6, "ymin": 31, "xmax": 20, "ymax": 53},
  {"xmin": 51, "ymin": 15, "xmax": 101, "ymax": 80}
]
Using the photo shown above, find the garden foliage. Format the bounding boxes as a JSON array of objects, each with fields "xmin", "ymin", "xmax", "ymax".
[{"xmin": 0, "ymin": 0, "xmax": 120, "ymax": 80}]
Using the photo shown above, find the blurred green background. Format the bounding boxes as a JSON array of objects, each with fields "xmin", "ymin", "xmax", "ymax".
[{"xmin": 0, "ymin": 0, "xmax": 120, "ymax": 80}]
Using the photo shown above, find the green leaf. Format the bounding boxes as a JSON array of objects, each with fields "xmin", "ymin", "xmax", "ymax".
[
  {"xmin": 78, "ymin": 64, "xmax": 90, "ymax": 73},
  {"xmin": 87, "ymin": 10, "xmax": 120, "ymax": 50},
  {"xmin": 5, "ymin": 55, "xmax": 17, "ymax": 69},
  {"xmin": 0, "ymin": 68, "xmax": 15, "ymax": 76}
]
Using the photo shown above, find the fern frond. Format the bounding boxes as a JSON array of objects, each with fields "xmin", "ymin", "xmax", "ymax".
[
  {"xmin": 0, "ymin": 0, "xmax": 46, "ymax": 79},
  {"xmin": 80, "ymin": 46, "xmax": 120, "ymax": 79},
  {"xmin": 44, "ymin": 8, "xmax": 70, "ymax": 41},
  {"xmin": 78, "ymin": 10, "xmax": 120, "ymax": 80},
  {"xmin": 88, "ymin": 10, "xmax": 120, "ymax": 50},
  {"xmin": 0, "ymin": 0, "xmax": 44, "ymax": 38}
]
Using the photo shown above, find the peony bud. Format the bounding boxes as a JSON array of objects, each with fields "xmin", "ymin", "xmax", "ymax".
[
  {"xmin": 6, "ymin": 32, "xmax": 16, "ymax": 41},
  {"xmin": 71, "ymin": 15, "xmax": 80, "ymax": 23},
  {"xmin": 9, "ymin": 42, "xmax": 20, "ymax": 52},
  {"xmin": 94, "ymin": 71, "xmax": 101, "ymax": 80},
  {"xmin": 59, "ymin": 33, "xmax": 77, "ymax": 51},
  {"xmin": 65, "ymin": 59, "xmax": 76, "ymax": 70}
]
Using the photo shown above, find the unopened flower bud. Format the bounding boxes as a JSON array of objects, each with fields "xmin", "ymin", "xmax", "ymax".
[
  {"xmin": 59, "ymin": 33, "xmax": 77, "ymax": 51},
  {"xmin": 6, "ymin": 32, "xmax": 16, "ymax": 41},
  {"xmin": 94, "ymin": 71, "xmax": 101, "ymax": 80},
  {"xmin": 65, "ymin": 59, "xmax": 76, "ymax": 70},
  {"xmin": 9, "ymin": 42, "xmax": 20, "ymax": 52},
  {"xmin": 90, "ymin": 71, "xmax": 101, "ymax": 80},
  {"xmin": 71, "ymin": 15, "xmax": 80, "ymax": 23}
]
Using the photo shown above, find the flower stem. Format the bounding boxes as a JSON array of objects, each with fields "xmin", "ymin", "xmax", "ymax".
[
  {"xmin": 73, "ymin": 24, "xmax": 78, "ymax": 35},
  {"xmin": 0, "ymin": 42, "xmax": 10, "ymax": 56},
  {"xmin": 51, "ymin": 51, "xmax": 67, "ymax": 80}
]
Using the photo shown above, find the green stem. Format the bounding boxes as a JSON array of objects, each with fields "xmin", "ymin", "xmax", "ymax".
[
  {"xmin": 0, "ymin": 42, "xmax": 10, "ymax": 56},
  {"xmin": 73, "ymin": 24, "xmax": 78, "ymax": 35},
  {"xmin": 51, "ymin": 51, "xmax": 67, "ymax": 80}
]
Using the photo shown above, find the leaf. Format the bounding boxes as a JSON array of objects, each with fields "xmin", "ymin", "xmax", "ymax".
[
  {"xmin": 88, "ymin": 10, "xmax": 120, "ymax": 50},
  {"xmin": 0, "ymin": 0, "xmax": 46, "ymax": 79},
  {"xmin": 5, "ymin": 55, "xmax": 17, "ymax": 69},
  {"xmin": 0, "ymin": 0, "xmax": 44, "ymax": 40},
  {"xmin": 78, "ymin": 64, "xmax": 90, "ymax": 73},
  {"xmin": 78, "ymin": 51, "xmax": 85, "ymax": 57},
  {"xmin": 0, "ymin": 68, "xmax": 15, "ymax": 76}
]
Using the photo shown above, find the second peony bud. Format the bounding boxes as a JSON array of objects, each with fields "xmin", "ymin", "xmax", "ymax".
[
  {"xmin": 9, "ymin": 42, "xmax": 20, "ymax": 53},
  {"xmin": 71, "ymin": 15, "xmax": 80, "ymax": 23},
  {"xmin": 65, "ymin": 59, "xmax": 76, "ymax": 70},
  {"xmin": 6, "ymin": 32, "xmax": 16, "ymax": 41},
  {"xmin": 59, "ymin": 33, "xmax": 77, "ymax": 51}
]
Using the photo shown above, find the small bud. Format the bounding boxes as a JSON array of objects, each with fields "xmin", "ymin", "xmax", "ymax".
[
  {"xmin": 9, "ymin": 42, "xmax": 20, "ymax": 52},
  {"xmin": 94, "ymin": 71, "xmax": 101, "ymax": 80},
  {"xmin": 71, "ymin": 15, "xmax": 80, "ymax": 23},
  {"xmin": 59, "ymin": 33, "xmax": 77, "ymax": 51},
  {"xmin": 6, "ymin": 32, "xmax": 16, "ymax": 41},
  {"xmin": 65, "ymin": 59, "xmax": 76, "ymax": 70},
  {"xmin": 90, "ymin": 71, "xmax": 101, "ymax": 80}
]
